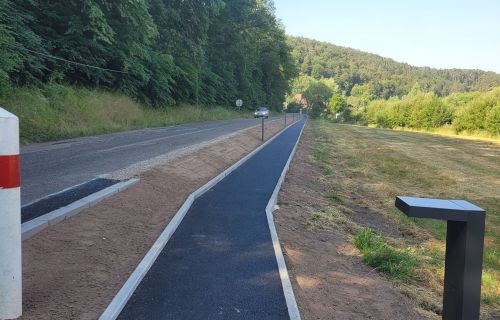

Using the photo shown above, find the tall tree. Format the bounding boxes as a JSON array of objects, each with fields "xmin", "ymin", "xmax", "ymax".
[{"xmin": 1, "ymin": 0, "xmax": 297, "ymax": 108}]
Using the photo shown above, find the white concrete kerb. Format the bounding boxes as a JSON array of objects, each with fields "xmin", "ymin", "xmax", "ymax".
[
  {"xmin": 0, "ymin": 107, "xmax": 22, "ymax": 320},
  {"xmin": 265, "ymin": 117, "xmax": 307, "ymax": 320},
  {"xmin": 100, "ymin": 117, "xmax": 304, "ymax": 320}
]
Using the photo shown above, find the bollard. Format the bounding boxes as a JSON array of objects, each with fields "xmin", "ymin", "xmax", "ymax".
[
  {"xmin": 395, "ymin": 196, "xmax": 485, "ymax": 320},
  {"xmin": 0, "ymin": 107, "xmax": 22, "ymax": 319},
  {"xmin": 284, "ymin": 112, "xmax": 287, "ymax": 127},
  {"xmin": 261, "ymin": 117, "xmax": 264, "ymax": 142}
]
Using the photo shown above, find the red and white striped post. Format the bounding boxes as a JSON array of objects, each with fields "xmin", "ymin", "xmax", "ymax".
[{"xmin": 0, "ymin": 107, "xmax": 22, "ymax": 319}]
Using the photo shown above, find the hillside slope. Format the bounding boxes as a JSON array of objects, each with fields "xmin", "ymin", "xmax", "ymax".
[
  {"xmin": 288, "ymin": 36, "xmax": 500, "ymax": 98},
  {"xmin": 0, "ymin": 84, "xmax": 247, "ymax": 144},
  {"xmin": 0, "ymin": 1, "xmax": 295, "ymax": 109}
]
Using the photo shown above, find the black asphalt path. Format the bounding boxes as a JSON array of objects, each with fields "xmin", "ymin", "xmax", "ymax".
[
  {"xmin": 118, "ymin": 117, "xmax": 305, "ymax": 320},
  {"xmin": 21, "ymin": 178, "xmax": 119, "ymax": 223},
  {"xmin": 20, "ymin": 117, "xmax": 280, "ymax": 205}
]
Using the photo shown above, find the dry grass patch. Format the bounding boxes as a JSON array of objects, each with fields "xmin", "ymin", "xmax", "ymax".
[
  {"xmin": 310, "ymin": 120, "xmax": 500, "ymax": 319},
  {"xmin": 307, "ymin": 207, "xmax": 360, "ymax": 235}
]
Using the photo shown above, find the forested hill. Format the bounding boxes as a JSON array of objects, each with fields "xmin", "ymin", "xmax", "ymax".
[
  {"xmin": 0, "ymin": 1, "xmax": 296, "ymax": 109},
  {"xmin": 288, "ymin": 36, "xmax": 500, "ymax": 98}
]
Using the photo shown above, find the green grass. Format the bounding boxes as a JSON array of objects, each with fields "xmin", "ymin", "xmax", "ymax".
[
  {"xmin": 482, "ymin": 272, "xmax": 500, "ymax": 305},
  {"xmin": 354, "ymin": 228, "xmax": 419, "ymax": 282},
  {"xmin": 0, "ymin": 84, "xmax": 250, "ymax": 144},
  {"xmin": 321, "ymin": 165, "xmax": 334, "ymax": 175},
  {"xmin": 485, "ymin": 248, "xmax": 499, "ymax": 270},
  {"xmin": 326, "ymin": 191, "xmax": 342, "ymax": 203},
  {"xmin": 312, "ymin": 150, "xmax": 329, "ymax": 164},
  {"xmin": 415, "ymin": 246, "xmax": 444, "ymax": 268}
]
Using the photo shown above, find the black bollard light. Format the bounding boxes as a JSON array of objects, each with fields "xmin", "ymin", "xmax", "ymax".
[{"xmin": 395, "ymin": 196, "xmax": 485, "ymax": 320}]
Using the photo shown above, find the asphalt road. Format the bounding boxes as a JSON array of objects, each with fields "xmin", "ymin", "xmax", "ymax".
[
  {"xmin": 118, "ymin": 117, "xmax": 306, "ymax": 320},
  {"xmin": 20, "ymin": 117, "xmax": 279, "ymax": 205}
]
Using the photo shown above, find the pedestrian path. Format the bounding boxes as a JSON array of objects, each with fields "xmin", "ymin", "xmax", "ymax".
[{"xmin": 118, "ymin": 118, "xmax": 306, "ymax": 320}]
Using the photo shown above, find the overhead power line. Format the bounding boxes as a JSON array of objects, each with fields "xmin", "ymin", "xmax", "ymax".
[{"xmin": 6, "ymin": 43, "xmax": 128, "ymax": 74}]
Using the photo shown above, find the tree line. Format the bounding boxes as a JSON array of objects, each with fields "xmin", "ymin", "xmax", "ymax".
[
  {"xmin": 0, "ymin": 0, "xmax": 296, "ymax": 109},
  {"xmin": 288, "ymin": 36, "xmax": 500, "ymax": 99},
  {"xmin": 286, "ymin": 74, "xmax": 499, "ymax": 135},
  {"xmin": 285, "ymin": 38, "xmax": 499, "ymax": 136}
]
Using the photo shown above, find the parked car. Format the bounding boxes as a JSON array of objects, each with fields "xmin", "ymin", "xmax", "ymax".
[{"xmin": 254, "ymin": 107, "xmax": 269, "ymax": 118}]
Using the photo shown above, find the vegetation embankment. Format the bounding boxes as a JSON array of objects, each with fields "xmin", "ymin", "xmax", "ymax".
[
  {"xmin": 1, "ymin": 84, "xmax": 248, "ymax": 144},
  {"xmin": 309, "ymin": 120, "xmax": 499, "ymax": 319},
  {"xmin": 0, "ymin": 1, "xmax": 296, "ymax": 142}
]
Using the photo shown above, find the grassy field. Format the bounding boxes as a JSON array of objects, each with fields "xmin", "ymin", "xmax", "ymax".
[
  {"xmin": 0, "ymin": 84, "xmax": 250, "ymax": 144},
  {"xmin": 310, "ymin": 119, "xmax": 499, "ymax": 318}
]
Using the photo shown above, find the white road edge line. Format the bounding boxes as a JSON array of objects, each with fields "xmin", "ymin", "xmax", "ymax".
[
  {"xmin": 265, "ymin": 118, "xmax": 306, "ymax": 320},
  {"xmin": 21, "ymin": 178, "xmax": 139, "ymax": 241},
  {"xmin": 99, "ymin": 118, "xmax": 303, "ymax": 320}
]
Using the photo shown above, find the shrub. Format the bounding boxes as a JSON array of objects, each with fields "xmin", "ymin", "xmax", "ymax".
[
  {"xmin": 485, "ymin": 104, "xmax": 500, "ymax": 135},
  {"xmin": 453, "ymin": 87, "xmax": 500, "ymax": 133},
  {"xmin": 366, "ymin": 99, "xmax": 394, "ymax": 128},
  {"xmin": 346, "ymin": 87, "xmax": 500, "ymax": 136},
  {"xmin": 406, "ymin": 93, "xmax": 452, "ymax": 129}
]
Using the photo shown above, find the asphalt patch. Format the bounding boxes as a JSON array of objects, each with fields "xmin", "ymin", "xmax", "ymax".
[{"xmin": 21, "ymin": 178, "xmax": 120, "ymax": 223}]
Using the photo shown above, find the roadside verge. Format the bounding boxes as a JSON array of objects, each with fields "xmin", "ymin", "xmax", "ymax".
[{"xmin": 273, "ymin": 126, "xmax": 421, "ymax": 319}]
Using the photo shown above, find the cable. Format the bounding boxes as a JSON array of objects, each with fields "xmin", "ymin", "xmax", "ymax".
[{"xmin": 6, "ymin": 42, "xmax": 128, "ymax": 74}]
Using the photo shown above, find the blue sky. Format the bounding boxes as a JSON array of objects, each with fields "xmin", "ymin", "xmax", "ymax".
[{"xmin": 273, "ymin": 0, "xmax": 500, "ymax": 73}]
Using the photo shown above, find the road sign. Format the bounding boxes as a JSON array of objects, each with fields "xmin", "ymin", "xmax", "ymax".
[{"xmin": 235, "ymin": 99, "xmax": 243, "ymax": 108}]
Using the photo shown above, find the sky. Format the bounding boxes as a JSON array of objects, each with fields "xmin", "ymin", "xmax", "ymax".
[{"xmin": 273, "ymin": 0, "xmax": 500, "ymax": 73}]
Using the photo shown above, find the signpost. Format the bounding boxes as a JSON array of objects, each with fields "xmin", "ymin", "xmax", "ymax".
[
  {"xmin": 261, "ymin": 117, "xmax": 265, "ymax": 142},
  {"xmin": 235, "ymin": 99, "xmax": 243, "ymax": 110}
]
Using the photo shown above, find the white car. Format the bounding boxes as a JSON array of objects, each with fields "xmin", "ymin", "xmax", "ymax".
[{"xmin": 254, "ymin": 107, "xmax": 269, "ymax": 118}]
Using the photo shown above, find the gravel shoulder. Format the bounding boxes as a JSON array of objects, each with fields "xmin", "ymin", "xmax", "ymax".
[
  {"xmin": 21, "ymin": 119, "xmax": 287, "ymax": 319},
  {"xmin": 274, "ymin": 125, "xmax": 422, "ymax": 320}
]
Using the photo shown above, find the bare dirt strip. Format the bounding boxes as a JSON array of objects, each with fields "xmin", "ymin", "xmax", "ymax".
[
  {"xmin": 274, "ymin": 126, "xmax": 422, "ymax": 320},
  {"xmin": 21, "ymin": 119, "xmax": 287, "ymax": 320}
]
